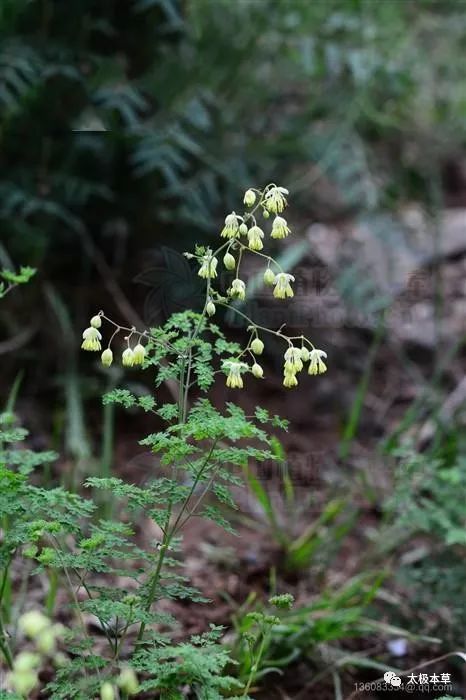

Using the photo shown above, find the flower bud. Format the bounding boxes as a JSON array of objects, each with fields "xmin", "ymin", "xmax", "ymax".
[
  {"xmin": 243, "ymin": 189, "xmax": 256, "ymax": 206},
  {"xmin": 239, "ymin": 223, "xmax": 248, "ymax": 236},
  {"xmin": 18, "ymin": 610, "xmax": 50, "ymax": 639},
  {"xmin": 250, "ymin": 338, "xmax": 264, "ymax": 355},
  {"xmin": 36, "ymin": 628, "xmax": 56, "ymax": 655},
  {"xmin": 10, "ymin": 669, "xmax": 38, "ymax": 696},
  {"xmin": 54, "ymin": 652, "xmax": 68, "ymax": 668},
  {"xmin": 13, "ymin": 651, "xmax": 41, "ymax": 672},
  {"xmin": 118, "ymin": 667, "xmax": 139, "ymax": 695},
  {"xmin": 223, "ymin": 252, "xmax": 236, "ymax": 270},
  {"xmin": 90, "ymin": 315, "xmax": 102, "ymax": 329},
  {"xmin": 252, "ymin": 363, "xmax": 264, "ymax": 379},
  {"xmin": 262, "ymin": 209, "xmax": 270, "ymax": 219},
  {"xmin": 122, "ymin": 348, "xmax": 135, "ymax": 367},
  {"xmin": 133, "ymin": 343, "xmax": 146, "ymax": 365},
  {"xmin": 101, "ymin": 348, "xmax": 113, "ymax": 367},
  {"xmin": 263, "ymin": 268, "xmax": 275, "ymax": 286},
  {"xmin": 100, "ymin": 682, "xmax": 115, "ymax": 700},
  {"xmin": 206, "ymin": 301, "xmax": 216, "ymax": 317}
]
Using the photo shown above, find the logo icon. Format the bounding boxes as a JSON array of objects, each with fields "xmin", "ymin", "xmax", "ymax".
[{"xmin": 384, "ymin": 671, "xmax": 402, "ymax": 687}]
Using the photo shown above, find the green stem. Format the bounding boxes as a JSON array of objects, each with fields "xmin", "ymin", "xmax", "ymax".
[
  {"xmin": 46, "ymin": 568, "xmax": 58, "ymax": 616},
  {"xmin": 0, "ymin": 614, "xmax": 13, "ymax": 669},
  {"xmin": 242, "ymin": 626, "xmax": 271, "ymax": 697}
]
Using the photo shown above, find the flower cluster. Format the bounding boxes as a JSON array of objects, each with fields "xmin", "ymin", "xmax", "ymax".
[
  {"xmin": 282, "ymin": 346, "xmax": 327, "ymax": 388},
  {"xmin": 191, "ymin": 184, "xmax": 299, "ymax": 305},
  {"xmin": 81, "ymin": 313, "xmax": 146, "ymax": 369},
  {"xmin": 81, "ymin": 184, "xmax": 328, "ymax": 391},
  {"xmin": 7, "ymin": 611, "xmax": 66, "ymax": 696},
  {"xmin": 100, "ymin": 667, "xmax": 139, "ymax": 700}
]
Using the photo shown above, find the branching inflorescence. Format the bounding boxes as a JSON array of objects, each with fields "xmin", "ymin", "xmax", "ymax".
[{"xmin": 81, "ymin": 183, "xmax": 327, "ymax": 390}]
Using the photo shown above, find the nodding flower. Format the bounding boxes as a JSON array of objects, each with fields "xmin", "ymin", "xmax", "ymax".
[
  {"xmin": 122, "ymin": 348, "xmax": 135, "ymax": 367},
  {"xmin": 229, "ymin": 278, "xmax": 246, "ymax": 300},
  {"xmin": 223, "ymin": 360, "xmax": 248, "ymax": 389},
  {"xmin": 264, "ymin": 186, "xmax": 288, "ymax": 214},
  {"xmin": 273, "ymin": 272, "xmax": 294, "ymax": 299},
  {"xmin": 308, "ymin": 348, "xmax": 327, "ymax": 375},
  {"xmin": 101, "ymin": 348, "xmax": 113, "ymax": 367},
  {"xmin": 206, "ymin": 300, "xmax": 216, "ymax": 316},
  {"xmin": 247, "ymin": 225, "xmax": 265, "ymax": 251},
  {"xmin": 283, "ymin": 346, "xmax": 303, "ymax": 375},
  {"xmin": 223, "ymin": 252, "xmax": 236, "ymax": 270},
  {"xmin": 198, "ymin": 253, "xmax": 218, "ymax": 279},
  {"xmin": 250, "ymin": 337, "xmax": 264, "ymax": 355},
  {"xmin": 90, "ymin": 314, "xmax": 102, "ymax": 328},
  {"xmin": 283, "ymin": 371, "xmax": 298, "ymax": 388},
  {"xmin": 263, "ymin": 267, "xmax": 276, "ymax": 286},
  {"xmin": 220, "ymin": 212, "xmax": 240, "ymax": 239},
  {"xmin": 243, "ymin": 189, "xmax": 256, "ymax": 207},
  {"xmin": 81, "ymin": 326, "xmax": 102, "ymax": 351},
  {"xmin": 252, "ymin": 362, "xmax": 264, "ymax": 379},
  {"xmin": 271, "ymin": 216, "xmax": 291, "ymax": 239},
  {"xmin": 300, "ymin": 346, "xmax": 310, "ymax": 362},
  {"xmin": 133, "ymin": 343, "xmax": 146, "ymax": 365}
]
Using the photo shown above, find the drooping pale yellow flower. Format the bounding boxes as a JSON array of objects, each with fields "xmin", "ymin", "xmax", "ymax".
[
  {"xmin": 36, "ymin": 628, "xmax": 56, "ymax": 655},
  {"xmin": 243, "ymin": 189, "xmax": 256, "ymax": 206},
  {"xmin": 198, "ymin": 254, "xmax": 218, "ymax": 279},
  {"xmin": 263, "ymin": 268, "xmax": 275, "ymax": 286},
  {"xmin": 273, "ymin": 272, "xmax": 294, "ymax": 299},
  {"xmin": 9, "ymin": 651, "xmax": 41, "ymax": 696},
  {"xmin": 223, "ymin": 252, "xmax": 236, "ymax": 270},
  {"xmin": 90, "ymin": 314, "xmax": 102, "ymax": 328},
  {"xmin": 133, "ymin": 343, "xmax": 146, "ymax": 365},
  {"xmin": 264, "ymin": 186, "xmax": 288, "ymax": 214},
  {"xmin": 13, "ymin": 651, "xmax": 40, "ymax": 671},
  {"xmin": 118, "ymin": 667, "xmax": 139, "ymax": 696},
  {"xmin": 300, "ymin": 346, "xmax": 310, "ymax": 362},
  {"xmin": 18, "ymin": 611, "xmax": 50, "ymax": 639},
  {"xmin": 122, "ymin": 348, "xmax": 135, "ymax": 367},
  {"xmin": 221, "ymin": 212, "xmax": 240, "ymax": 239},
  {"xmin": 81, "ymin": 326, "xmax": 102, "ymax": 351},
  {"xmin": 271, "ymin": 216, "xmax": 291, "ymax": 239},
  {"xmin": 247, "ymin": 225, "xmax": 264, "ymax": 251},
  {"xmin": 223, "ymin": 360, "xmax": 248, "ymax": 389},
  {"xmin": 101, "ymin": 348, "xmax": 113, "ymax": 367},
  {"xmin": 284, "ymin": 346, "xmax": 303, "ymax": 375},
  {"xmin": 252, "ymin": 363, "xmax": 264, "ymax": 378},
  {"xmin": 229, "ymin": 278, "xmax": 246, "ymax": 300},
  {"xmin": 283, "ymin": 371, "xmax": 298, "ymax": 388},
  {"xmin": 308, "ymin": 349, "xmax": 327, "ymax": 375},
  {"xmin": 250, "ymin": 338, "xmax": 264, "ymax": 355},
  {"xmin": 100, "ymin": 682, "xmax": 115, "ymax": 700}
]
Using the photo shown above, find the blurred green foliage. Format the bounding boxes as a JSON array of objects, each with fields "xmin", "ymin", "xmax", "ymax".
[{"xmin": 2, "ymin": 0, "xmax": 466, "ymax": 271}]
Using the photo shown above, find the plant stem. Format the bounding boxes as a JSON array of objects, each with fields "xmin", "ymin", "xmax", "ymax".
[
  {"xmin": 0, "ymin": 615, "xmax": 13, "ymax": 669},
  {"xmin": 242, "ymin": 626, "xmax": 270, "ymax": 698},
  {"xmin": 46, "ymin": 569, "xmax": 58, "ymax": 616}
]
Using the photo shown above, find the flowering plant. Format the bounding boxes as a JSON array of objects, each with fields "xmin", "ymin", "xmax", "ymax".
[
  {"xmin": 0, "ymin": 184, "xmax": 327, "ymax": 700},
  {"xmin": 82, "ymin": 183, "xmax": 327, "ymax": 389}
]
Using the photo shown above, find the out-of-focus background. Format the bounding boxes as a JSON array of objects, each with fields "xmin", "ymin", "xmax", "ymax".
[{"xmin": 1, "ymin": 0, "xmax": 466, "ymax": 696}]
